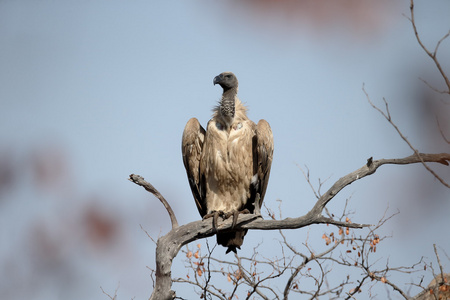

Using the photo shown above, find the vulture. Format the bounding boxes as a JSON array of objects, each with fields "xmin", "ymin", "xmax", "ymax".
[{"xmin": 182, "ymin": 72, "xmax": 274, "ymax": 254}]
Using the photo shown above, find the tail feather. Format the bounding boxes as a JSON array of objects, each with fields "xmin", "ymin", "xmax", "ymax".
[{"xmin": 216, "ymin": 230, "xmax": 248, "ymax": 254}]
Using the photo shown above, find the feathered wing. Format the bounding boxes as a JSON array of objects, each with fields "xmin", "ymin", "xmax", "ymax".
[
  {"xmin": 252, "ymin": 119, "xmax": 274, "ymax": 212},
  {"xmin": 182, "ymin": 118, "xmax": 207, "ymax": 216}
]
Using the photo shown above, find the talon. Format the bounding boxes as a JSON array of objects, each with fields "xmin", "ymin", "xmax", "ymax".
[
  {"xmin": 224, "ymin": 209, "xmax": 251, "ymax": 228},
  {"xmin": 203, "ymin": 211, "xmax": 220, "ymax": 233},
  {"xmin": 202, "ymin": 213, "xmax": 213, "ymax": 220}
]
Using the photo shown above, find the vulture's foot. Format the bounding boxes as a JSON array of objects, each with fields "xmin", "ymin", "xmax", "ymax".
[
  {"xmin": 224, "ymin": 209, "xmax": 251, "ymax": 229},
  {"xmin": 203, "ymin": 211, "xmax": 226, "ymax": 233}
]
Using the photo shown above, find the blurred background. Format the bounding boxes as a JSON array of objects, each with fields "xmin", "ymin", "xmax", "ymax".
[{"xmin": 1, "ymin": 1, "xmax": 449, "ymax": 299}]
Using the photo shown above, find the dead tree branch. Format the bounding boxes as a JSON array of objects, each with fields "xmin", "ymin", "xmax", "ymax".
[
  {"xmin": 129, "ymin": 174, "xmax": 179, "ymax": 229},
  {"xmin": 130, "ymin": 153, "xmax": 450, "ymax": 300}
]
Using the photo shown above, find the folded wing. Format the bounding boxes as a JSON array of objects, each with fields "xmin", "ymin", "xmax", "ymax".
[
  {"xmin": 182, "ymin": 117, "xmax": 207, "ymax": 216},
  {"xmin": 253, "ymin": 119, "xmax": 274, "ymax": 212}
]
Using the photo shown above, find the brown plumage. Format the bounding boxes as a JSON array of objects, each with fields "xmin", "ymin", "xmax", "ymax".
[{"xmin": 182, "ymin": 72, "xmax": 274, "ymax": 253}]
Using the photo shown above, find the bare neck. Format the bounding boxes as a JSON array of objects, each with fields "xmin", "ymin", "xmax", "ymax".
[{"xmin": 219, "ymin": 87, "xmax": 237, "ymax": 128}]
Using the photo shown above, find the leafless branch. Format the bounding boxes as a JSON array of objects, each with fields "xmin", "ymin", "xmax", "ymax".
[
  {"xmin": 410, "ymin": 246, "xmax": 450, "ymax": 300},
  {"xmin": 133, "ymin": 152, "xmax": 450, "ymax": 299},
  {"xmin": 147, "ymin": 266, "xmax": 156, "ymax": 289},
  {"xmin": 174, "ymin": 204, "xmax": 448, "ymax": 300},
  {"xmin": 129, "ymin": 174, "xmax": 179, "ymax": 228},
  {"xmin": 140, "ymin": 224, "xmax": 157, "ymax": 245},
  {"xmin": 406, "ymin": 0, "xmax": 450, "ymax": 94},
  {"xmin": 100, "ymin": 283, "xmax": 119, "ymax": 300},
  {"xmin": 363, "ymin": 87, "xmax": 450, "ymax": 188},
  {"xmin": 296, "ymin": 164, "xmax": 330, "ymax": 200},
  {"xmin": 235, "ymin": 255, "xmax": 272, "ymax": 300},
  {"xmin": 434, "ymin": 244, "xmax": 445, "ymax": 288}
]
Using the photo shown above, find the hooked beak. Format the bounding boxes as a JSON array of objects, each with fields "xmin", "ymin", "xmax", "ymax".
[{"xmin": 213, "ymin": 74, "xmax": 222, "ymax": 85}]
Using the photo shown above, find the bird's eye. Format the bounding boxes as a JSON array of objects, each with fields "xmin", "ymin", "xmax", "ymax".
[{"xmin": 225, "ymin": 75, "xmax": 231, "ymax": 79}]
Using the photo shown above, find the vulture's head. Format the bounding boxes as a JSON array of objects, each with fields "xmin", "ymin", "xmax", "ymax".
[{"xmin": 213, "ymin": 72, "xmax": 238, "ymax": 91}]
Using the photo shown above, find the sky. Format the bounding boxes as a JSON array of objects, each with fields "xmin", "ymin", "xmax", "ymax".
[{"xmin": 0, "ymin": 1, "xmax": 449, "ymax": 299}]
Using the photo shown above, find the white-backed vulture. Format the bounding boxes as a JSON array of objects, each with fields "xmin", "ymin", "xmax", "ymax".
[{"xmin": 182, "ymin": 72, "xmax": 274, "ymax": 253}]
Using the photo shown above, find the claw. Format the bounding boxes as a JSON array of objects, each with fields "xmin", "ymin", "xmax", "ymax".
[
  {"xmin": 203, "ymin": 211, "xmax": 220, "ymax": 233},
  {"xmin": 225, "ymin": 209, "xmax": 251, "ymax": 228},
  {"xmin": 202, "ymin": 212, "xmax": 214, "ymax": 220},
  {"xmin": 205, "ymin": 208, "xmax": 253, "ymax": 232}
]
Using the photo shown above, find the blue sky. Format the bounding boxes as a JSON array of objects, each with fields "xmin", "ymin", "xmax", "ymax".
[{"xmin": 1, "ymin": 1, "xmax": 449, "ymax": 299}]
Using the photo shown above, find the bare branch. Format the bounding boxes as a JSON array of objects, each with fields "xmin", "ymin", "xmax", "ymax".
[
  {"xmin": 363, "ymin": 86, "xmax": 450, "ymax": 188},
  {"xmin": 139, "ymin": 152, "xmax": 450, "ymax": 299},
  {"xmin": 147, "ymin": 266, "xmax": 156, "ymax": 289},
  {"xmin": 407, "ymin": 0, "xmax": 450, "ymax": 93},
  {"xmin": 419, "ymin": 78, "xmax": 450, "ymax": 95},
  {"xmin": 140, "ymin": 224, "xmax": 157, "ymax": 245},
  {"xmin": 434, "ymin": 30, "xmax": 450, "ymax": 57},
  {"xmin": 434, "ymin": 244, "xmax": 445, "ymax": 288},
  {"xmin": 410, "ymin": 246, "xmax": 450, "ymax": 300},
  {"xmin": 235, "ymin": 255, "xmax": 271, "ymax": 300},
  {"xmin": 282, "ymin": 227, "xmax": 347, "ymax": 299},
  {"xmin": 129, "ymin": 174, "xmax": 179, "ymax": 228},
  {"xmin": 100, "ymin": 283, "xmax": 119, "ymax": 300}
]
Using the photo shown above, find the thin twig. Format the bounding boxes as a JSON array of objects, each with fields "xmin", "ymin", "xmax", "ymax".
[
  {"xmin": 202, "ymin": 240, "xmax": 215, "ymax": 299},
  {"xmin": 100, "ymin": 283, "xmax": 119, "ymax": 300},
  {"xmin": 434, "ymin": 244, "xmax": 445, "ymax": 287},
  {"xmin": 436, "ymin": 116, "xmax": 450, "ymax": 144},
  {"xmin": 140, "ymin": 224, "xmax": 157, "ymax": 245}
]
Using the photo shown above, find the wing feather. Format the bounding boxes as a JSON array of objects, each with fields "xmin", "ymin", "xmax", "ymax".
[
  {"xmin": 253, "ymin": 119, "xmax": 274, "ymax": 210},
  {"xmin": 182, "ymin": 118, "xmax": 207, "ymax": 216}
]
